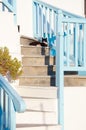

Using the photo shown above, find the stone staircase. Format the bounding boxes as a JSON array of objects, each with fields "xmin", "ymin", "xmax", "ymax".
[
  {"xmin": 16, "ymin": 36, "xmax": 61, "ymax": 130},
  {"xmin": 19, "ymin": 36, "xmax": 56, "ymax": 86},
  {"xmin": 16, "ymin": 36, "xmax": 86, "ymax": 130},
  {"xmin": 16, "ymin": 87, "xmax": 61, "ymax": 130},
  {"xmin": 19, "ymin": 36, "xmax": 86, "ymax": 87}
]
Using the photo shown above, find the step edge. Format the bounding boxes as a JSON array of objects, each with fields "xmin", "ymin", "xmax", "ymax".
[
  {"xmin": 22, "ymin": 55, "xmax": 55, "ymax": 58},
  {"xmin": 21, "ymin": 44, "xmax": 50, "ymax": 49}
]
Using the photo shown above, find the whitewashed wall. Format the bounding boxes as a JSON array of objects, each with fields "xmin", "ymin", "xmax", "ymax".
[
  {"xmin": 0, "ymin": 12, "xmax": 21, "ymax": 60},
  {"xmin": 17, "ymin": 0, "xmax": 84, "ymax": 37},
  {"xmin": 64, "ymin": 87, "xmax": 86, "ymax": 130}
]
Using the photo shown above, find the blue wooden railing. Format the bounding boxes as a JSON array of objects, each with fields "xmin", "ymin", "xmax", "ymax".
[
  {"xmin": 0, "ymin": 0, "xmax": 17, "ymax": 23},
  {"xmin": 33, "ymin": 1, "xmax": 86, "ymax": 130},
  {"xmin": 56, "ymin": 10, "xmax": 86, "ymax": 130},
  {"xmin": 0, "ymin": 75, "xmax": 26, "ymax": 130},
  {"xmin": 33, "ymin": 0, "xmax": 84, "ymax": 55}
]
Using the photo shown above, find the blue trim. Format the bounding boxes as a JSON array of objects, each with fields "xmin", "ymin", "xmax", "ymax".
[
  {"xmin": 2, "ymin": 0, "xmax": 13, "ymax": 12},
  {"xmin": 8, "ymin": 0, "xmax": 13, "ymax": 6},
  {"xmin": 2, "ymin": 3, "xmax": 4, "ymax": 11},
  {"xmin": 0, "ymin": 75, "xmax": 26, "ymax": 112},
  {"xmin": 78, "ymin": 71, "xmax": 86, "ymax": 76},
  {"xmin": 2, "ymin": 0, "xmax": 17, "ymax": 23},
  {"xmin": 0, "ymin": 74, "xmax": 26, "ymax": 130}
]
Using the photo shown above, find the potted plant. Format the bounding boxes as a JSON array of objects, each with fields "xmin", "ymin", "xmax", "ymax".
[{"xmin": 0, "ymin": 47, "xmax": 22, "ymax": 82}]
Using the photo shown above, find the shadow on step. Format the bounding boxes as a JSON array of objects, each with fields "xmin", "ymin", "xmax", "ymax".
[
  {"xmin": 47, "ymin": 65, "xmax": 55, "ymax": 76},
  {"xmin": 44, "ymin": 56, "xmax": 55, "ymax": 65},
  {"xmin": 16, "ymin": 124, "xmax": 56, "ymax": 128},
  {"xmin": 50, "ymin": 76, "xmax": 55, "ymax": 86}
]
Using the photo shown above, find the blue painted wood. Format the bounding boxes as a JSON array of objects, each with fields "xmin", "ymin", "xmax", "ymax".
[
  {"xmin": 37, "ymin": 4, "xmax": 40, "ymax": 36},
  {"xmin": 66, "ymin": 23, "xmax": 70, "ymax": 67},
  {"xmin": 33, "ymin": 0, "xmax": 85, "ymax": 54},
  {"xmin": 8, "ymin": 0, "xmax": 13, "ymax": 6},
  {"xmin": 0, "ymin": 88, "xmax": 4, "ymax": 130},
  {"xmin": 41, "ymin": 5, "xmax": 44, "ymax": 37},
  {"xmin": 2, "ymin": 0, "xmax": 17, "ymax": 23},
  {"xmin": 49, "ymin": 9, "xmax": 52, "ymax": 38},
  {"xmin": 33, "ymin": 1, "xmax": 86, "ymax": 130},
  {"xmin": 62, "ymin": 17, "xmax": 86, "ymax": 71},
  {"xmin": 2, "ymin": 3, "xmax": 5, "ymax": 11},
  {"xmin": 83, "ymin": 24, "xmax": 86, "ymax": 66},
  {"xmin": 33, "ymin": 2, "xmax": 37, "ymax": 37},
  {"xmin": 56, "ymin": 10, "xmax": 64, "ymax": 130},
  {"xmin": 78, "ymin": 23, "xmax": 86, "ymax": 75},
  {"xmin": 0, "ymin": 75, "xmax": 26, "ymax": 112},
  {"xmin": 79, "ymin": 25, "xmax": 83, "ymax": 66},
  {"xmin": 2, "ymin": 0, "xmax": 13, "ymax": 12},
  {"xmin": 0, "ymin": 75, "xmax": 26, "ymax": 130},
  {"xmin": 74, "ymin": 23, "xmax": 78, "ymax": 67},
  {"xmin": 5, "ymin": 93, "xmax": 8, "ymax": 129},
  {"xmin": 44, "ymin": 7, "xmax": 48, "ymax": 38},
  {"xmin": 33, "ymin": 0, "xmax": 84, "ymax": 19},
  {"xmin": 8, "ymin": 98, "xmax": 16, "ymax": 130},
  {"xmin": 39, "ymin": 5, "xmax": 42, "ymax": 38}
]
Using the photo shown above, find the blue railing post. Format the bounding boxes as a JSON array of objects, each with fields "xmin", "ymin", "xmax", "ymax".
[{"xmin": 56, "ymin": 10, "xmax": 64, "ymax": 130}]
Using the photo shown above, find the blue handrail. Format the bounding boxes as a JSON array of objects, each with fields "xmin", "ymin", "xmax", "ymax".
[
  {"xmin": 0, "ymin": 75, "xmax": 26, "ymax": 130},
  {"xmin": 33, "ymin": 0, "xmax": 84, "ymax": 19}
]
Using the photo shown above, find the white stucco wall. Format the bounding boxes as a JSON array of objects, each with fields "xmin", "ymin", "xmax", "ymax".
[
  {"xmin": 42, "ymin": 0, "xmax": 84, "ymax": 16},
  {"xmin": 0, "ymin": 12, "xmax": 21, "ymax": 60},
  {"xmin": 17, "ymin": 0, "xmax": 33, "ymax": 37},
  {"xmin": 17, "ymin": 0, "xmax": 84, "ymax": 37},
  {"xmin": 64, "ymin": 87, "xmax": 86, "ymax": 130}
]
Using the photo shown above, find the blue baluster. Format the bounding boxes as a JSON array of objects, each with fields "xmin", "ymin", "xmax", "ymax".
[
  {"xmin": 44, "ymin": 7, "xmax": 47, "ymax": 38},
  {"xmin": 83, "ymin": 24, "xmax": 86, "ymax": 67},
  {"xmin": 74, "ymin": 23, "xmax": 78, "ymax": 67},
  {"xmin": 66, "ymin": 23, "xmax": 70, "ymax": 66},
  {"xmin": 8, "ymin": 97, "xmax": 16, "ymax": 130},
  {"xmin": 33, "ymin": 2, "xmax": 37, "ymax": 37},
  {"xmin": 0, "ymin": 88, "xmax": 4, "ymax": 130},
  {"xmin": 5, "ymin": 93, "xmax": 9, "ymax": 129}
]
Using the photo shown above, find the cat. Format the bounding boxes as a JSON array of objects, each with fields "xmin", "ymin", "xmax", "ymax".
[{"xmin": 29, "ymin": 38, "xmax": 48, "ymax": 47}]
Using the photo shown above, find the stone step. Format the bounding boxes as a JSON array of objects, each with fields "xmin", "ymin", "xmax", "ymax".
[
  {"xmin": 16, "ymin": 124, "xmax": 61, "ymax": 130},
  {"xmin": 20, "ymin": 36, "xmax": 40, "ymax": 46},
  {"xmin": 65, "ymin": 75, "xmax": 86, "ymax": 86},
  {"xmin": 16, "ymin": 111, "xmax": 57, "ymax": 124},
  {"xmin": 21, "ymin": 45, "xmax": 50, "ymax": 56},
  {"xmin": 15, "ymin": 87, "xmax": 58, "ymax": 112},
  {"xmin": 15, "ymin": 87, "xmax": 60, "ymax": 130},
  {"xmin": 15, "ymin": 87, "xmax": 58, "ymax": 99},
  {"xmin": 19, "ymin": 76, "xmax": 55, "ymax": 86},
  {"xmin": 19, "ymin": 75, "xmax": 86, "ymax": 86},
  {"xmin": 22, "ymin": 65, "xmax": 55, "ymax": 76},
  {"xmin": 22, "ymin": 56, "xmax": 55, "ymax": 66},
  {"xmin": 15, "ymin": 87, "xmax": 58, "ymax": 116},
  {"xmin": 23, "ymin": 98, "xmax": 57, "ymax": 112}
]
